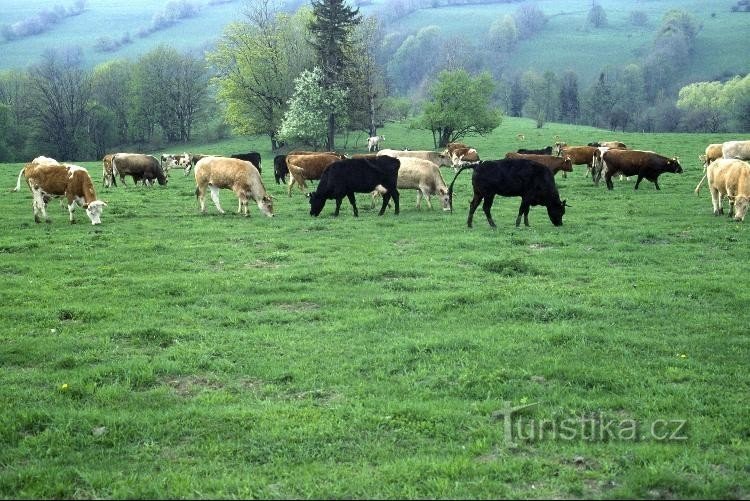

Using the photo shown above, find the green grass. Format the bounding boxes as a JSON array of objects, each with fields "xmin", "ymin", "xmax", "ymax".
[{"xmin": 1, "ymin": 117, "xmax": 749, "ymax": 498}]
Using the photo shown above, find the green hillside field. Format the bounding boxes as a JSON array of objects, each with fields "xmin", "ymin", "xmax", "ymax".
[
  {"xmin": 1, "ymin": 117, "xmax": 748, "ymax": 498},
  {"xmin": 1, "ymin": 0, "xmax": 748, "ymax": 88}
]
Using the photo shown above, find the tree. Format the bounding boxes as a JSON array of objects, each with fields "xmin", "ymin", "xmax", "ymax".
[
  {"xmin": 277, "ymin": 67, "xmax": 348, "ymax": 149},
  {"xmin": 387, "ymin": 25, "xmax": 442, "ymax": 95},
  {"xmin": 209, "ymin": 2, "xmax": 314, "ymax": 150},
  {"xmin": 509, "ymin": 75, "xmax": 527, "ymax": 117},
  {"xmin": 308, "ymin": 0, "xmax": 361, "ymax": 150},
  {"xmin": 582, "ymin": 71, "xmax": 612, "ymax": 128},
  {"xmin": 721, "ymin": 74, "xmax": 750, "ymax": 131},
  {"xmin": 558, "ymin": 70, "xmax": 580, "ymax": 123},
  {"xmin": 170, "ymin": 52, "xmax": 209, "ymax": 142},
  {"xmin": 28, "ymin": 47, "xmax": 93, "ymax": 161},
  {"xmin": 488, "ymin": 15, "xmax": 518, "ymax": 53},
  {"xmin": 91, "ymin": 60, "xmax": 134, "ymax": 144},
  {"xmin": 587, "ymin": 2, "xmax": 607, "ymax": 28},
  {"xmin": 416, "ymin": 70, "xmax": 502, "ymax": 148},
  {"xmin": 513, "ymin": 3, "xmax": 547, "ymax": 40},
  {"xmin": 0, "ymin": 70, "xmax": 34, "ymax": 160},
  {"xmin": 522, "ymin": 70, "xmax": 558, "ymax": 128}
]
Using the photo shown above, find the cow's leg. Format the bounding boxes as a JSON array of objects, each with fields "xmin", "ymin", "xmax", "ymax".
[
  {"xmin": 634, "ymin": 175, "xmax": 643, "ymax": 190},
  {"xmin": 391, "ymin": 188, "xmax": 399, "ymax": 215},
  {"xmin": 653, "ymin": 178, "xmax": 661, "ymax": 190},
  {"xmin": 728, "ymin": 196, "xmax": 735, "ymax": 218},
  {"xmin": 209, "ymin": 185, "xmax": 225, "ymax": 214},
  {"xmin": 66, "ymin": 195, "xmax": 78, "ymax": 224},
  {"xmin": 467, "ymin": 192, "xmax": 483, "ymax": 228},
  {"xmin": 31, "ymin": 187, "xmax": 45, "ymax": 223},
  {"xmin": 333, "ymin": 197, "xmax": 344, "ymax": 217},
  {"xmin": 482, "ymin": 194, "xmax": 497, "ymax": 228},
  {"xmin": 347, "ymin": 192, "xmax": 359, "ymax": 217},
  {"xmin": 605, "ymin": 174, "xmax": 614, "ymax": 190},
  {"xmin": 196, "ymin": 184, "xmax": 207, "ymax": 213},
  {"xmin": 418, "ymin": 186, "xmax": 432, "ymax": 209}
]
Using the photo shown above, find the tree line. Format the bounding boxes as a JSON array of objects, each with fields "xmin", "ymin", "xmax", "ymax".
[{"xmin": 0, "ymin": 1, "xmax": 747, "ymax": 162}]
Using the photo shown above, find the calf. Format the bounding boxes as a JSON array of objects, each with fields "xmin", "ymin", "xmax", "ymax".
[
  {"xmin": 285, "ymin": 153, "xmax": 342, "ymax": 196},
  {"xmin": 598, "ymin": 149, "xmax": 683, "ymax": 190},
  {"xmin": 273, "ymin": 155, "xmax": 288, "ymax": 185},
  {"xmin": 707, "ymin": 158, "xmax": 750, "ymax": 221},
  {"xmin": 694, "ymin": 143, "xmax": 725, "ymax": 194},
  {"xmin": 194, "ymin": 156, "xmax": 273, "ymax": 217},
  {"xmin": 367, "ymin": 135, "xmax": 385, "ymax": 152},
  {"xmin": 309, "ymin": 156, "xmax": 401, "ymax": 217},
  {"xmin": 371, "ymin": 157, "xmax": 450, "ymax": 210},
  {"xmin": 448, "ymin": 159, "xmax": 567, "ymax": 228},
  {"xmin": 230, "ymin": 151, "xmax": 262, "ymax": 173},
  {"xmin": 15, "ymin": 161, "xmax": 107, "ymax": 224},
  {"xmin": 555, "ymin": 144, "xmax": 598, "ymax": 179},
  {"xmin": 505, "ymin": 152, "xmax": 573, "ymax": 176}
]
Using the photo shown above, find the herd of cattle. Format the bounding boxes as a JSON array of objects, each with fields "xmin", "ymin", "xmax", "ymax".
[{"xmin": 9, "ymin": 137, "xmax": 750, "ymax": 227}]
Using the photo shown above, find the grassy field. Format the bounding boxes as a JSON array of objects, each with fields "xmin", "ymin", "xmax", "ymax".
[{"xmin": 1, "ymin": 117, "xmax": 748, "ymax": 498}]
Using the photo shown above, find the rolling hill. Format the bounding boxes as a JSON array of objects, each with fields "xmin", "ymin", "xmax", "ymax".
[{"xmin": 1, "ymin": 0, "xmax": 747, "ymax": 89}]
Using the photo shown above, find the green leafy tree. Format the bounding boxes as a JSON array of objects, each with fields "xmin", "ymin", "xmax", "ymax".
[
  {"xmin": 523, "ymin": 70, "xmax": 558, "ymax": 128},
  {"xmin": 558, "ymin": 70, "xmax": 580, "ymax": 124},
  {"xmin": 416, "ymin": 69, "xmax": 502, "ymax": 148},
  {"xmin": 278, "ymin": 67, "xmax": 348, "ymax": 149},
  {"xmin": 309, "ymin": 0, "xmax": 361, "ymax": 150},
  {"xmin": 488, "ymin": 15, "xmax": 518, "ymax": 53},
  {"xmin": 91, "ymin": 60, "xmax": 134, "ymax": 144},
  {"xmin": 722, "ymin": 74, "xmax": 750, "ymax": 131},
  {"xmin": 209, "ymin": 2, "xmax": 314, "ymax": 150},
  {"xmin": 0, "ymin": 70, "xmax": 34, "ymax": 160},
  {"xmin": 387, "ymin": 25, "xmax": 442, "ymax": 94},
  {"xmin": 0, "ymin": 104, "xmax": 12, "ymax": 161}
]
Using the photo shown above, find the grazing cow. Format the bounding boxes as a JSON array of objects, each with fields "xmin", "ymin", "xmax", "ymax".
[
  {"xmin": 230, "ymin": 151, "xmax": 262, "ymax": 173},
  {"xmin": 309, "ymin": 156, "xmax": 401, "ymax": 217},
  {"xmin": 722, "ymin": 140, "xmax": 750, "ymax": 161},
  {"xmin": 367, "ymin": 135, "xmax": 385, "ymax": 152},
  {"xmin": 555, "ymin": 144, "xmax": 598, "ymax": 179},
  {"xmin": 161, "ymin": 153, "xmax": 191, "ymax": 178},
  {"xmin": 694, "ymin": 144, "xmax": 725, "ymax": 194},
  {"xmin": 505, "ymin": 152, "xmax": 573, "ymax": 176},
  {"xmin": 443, "ymin": 142, "xmax": 470, "ymax": 156},
  {"xmin": 111, "ymin": 153, "xmax": 167, "ymax": 186},
  {"xmin": 273, "ymin": 155, "xmax": 288, "ymax": 185},
  {"xmin": 597, "ymin": 149, "xmax": 683, "ymax": 190},
  {"xmin": 285, "ymin": 153, "xmax": 342, "ymax": 197},
  {"xmin": 14, "ymin": 161, "xmax": 107, "ymax": 224},
  {"xmin": 371, "ymin": 157, "xmax": 450, "ymax": 211},
  {"xmin": 707, "ymin": 158, "xmax": 750, "ymax": 221},
  {"xmin": 517, "ymin": 146, "xmax": 553, "ymax": 155},
  {"xmin": 448, "ymin": 159, "xmax": 567, "ymax": 228},
  {"xmin": 194, "ymin": 156, "xmax": 273, "ymax": 217},
  {"xmin": 377, "ymin": 149, "xmax": 451, "ymax": 168}
]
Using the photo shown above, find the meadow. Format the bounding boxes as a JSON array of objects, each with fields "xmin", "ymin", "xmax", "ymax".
[{"xmin": 1, "ymin": 117, "xmax": 748, "ymax": 499}]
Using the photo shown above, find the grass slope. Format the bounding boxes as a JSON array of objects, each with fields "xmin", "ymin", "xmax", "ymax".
[{"xmin": 1, "ymin": 118, "xmax": 749, "ymax": 498}]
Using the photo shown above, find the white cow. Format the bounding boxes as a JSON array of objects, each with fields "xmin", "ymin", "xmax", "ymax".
[
  {"xmin": 707, "ymin": 158, "xmax": 750, "ymax": 221},
  {"xmin": 367, "ymin": 135, "xmax": 385, "ymax": 152}
]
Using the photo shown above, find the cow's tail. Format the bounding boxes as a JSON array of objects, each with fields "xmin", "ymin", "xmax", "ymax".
[
  {"xmin": 694, "ymin": 173, "xmax": 707, "ymax": 195},
  {"xmin": 12, "ymin": 167, "xmax": 25, "ymax": 192},
  {"xmin": 447, "ymin": 163, "xmax": 477, "ymax": 212}
]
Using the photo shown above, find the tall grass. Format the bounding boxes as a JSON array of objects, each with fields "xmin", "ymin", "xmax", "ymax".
[{"xmin": 0, "ymin": 117, "xmax": 748, "ymax": 498}]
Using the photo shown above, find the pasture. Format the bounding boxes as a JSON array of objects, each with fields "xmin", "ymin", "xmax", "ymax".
[{"xmin": 1, "ymin": 118, "xmax": 749, "ymax": 499}]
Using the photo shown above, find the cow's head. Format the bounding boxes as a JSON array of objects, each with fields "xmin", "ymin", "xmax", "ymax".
[
  {"xmin": 734, "ymin": 196, "xmax": 749, "ymax": 222},
  {"xmin": 562, "ymin": 156, "xmax": 573, "ymax": 172},
  {"xmin": 667, "ymin": 157, "xmax": 683, "ymax": 173},
  {"xmin": 437, "ymin": 187, "xmax": 452, "ymax": 211},
  {"xmin": 546, "ymin": 198, "xmax": 567, "ymax": 226},
  {"xmin": 257, "ymin": 195, "xmax": 274, "ymax": 217},
  {"xmin": 84, "ymin": 200, "xmax": 107, "ymax": 225},
  {"xmin": 309, "ymin": 191, "xmax": 325, "ymax": 216}
]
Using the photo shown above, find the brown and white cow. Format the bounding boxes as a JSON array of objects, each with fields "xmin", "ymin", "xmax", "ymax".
[
  {"xmin": 102, "ymin": 154, "xmax": 116, "ymax": 187},
  {"xmin": 194, "ymin": 156, "xmax": 273, "ymax": 217},
  {"xmin": 285, "ymin": 153, "xmax": 342, "ymax": 197},
  {"xmin": 504, "ymin": 152, "xmax": 573, "ymax": 176},
  {"xmin": 14, "ymin": 161, "xmax": 107, "ymax": 224},
  {"xmin": 707, "ymin": 158, "xmax": 750, "ymax": 221},
  {"xmin": 371, "ymin": 157, "xmax": 451, "ymax": 211},
  {"xmin": 555, "ymin": 144, "xmax": 598, "ymax": 179}
]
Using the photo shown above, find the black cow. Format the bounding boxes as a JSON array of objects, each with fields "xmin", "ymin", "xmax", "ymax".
[
  {"xmin": 448, "ymin": 159, "xmax": 568, "ymax": 228},
  {"xmin": 230, "ymin": 152, "xmax": 261, "ymax": 173},
  {"xmin": 309, "ymin": 156, "xmax": 401, "ymax": 217},
  {"xmin": 517, "ymin": 146, "xmax": 553, "ymax": 155},
  {"xmin": 273, "ymin": 155, "xmax": 288, "ymax": 185},
  {"xmin": 596, "ymin": 149, "xmax": 683, "ymax": 190}
]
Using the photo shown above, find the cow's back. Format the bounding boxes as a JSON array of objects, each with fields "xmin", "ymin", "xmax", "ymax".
[
  {"xmin": 473, "ymin": 159, "xmax": 557, "ymax": 199},
  {"xmin": 709, "ymin": 158, "xmax": 750, "ymax": 195},
  {"xmin": 195, "ymin": 157, "xmax": 253, "ymax": 188},
  {"xmin": 723, "ymin": 140, "xmax": 750, "ymax": 160}
]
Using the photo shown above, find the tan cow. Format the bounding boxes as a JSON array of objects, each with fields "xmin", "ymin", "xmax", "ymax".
[
  {"xmin": 14, "ymin": 161, "xmax": 107, "ymax": 224},
  {"xmin": 707, "ymin": 158, "xmax": 750, "ymax": 221},
  {"xmin": 194, "ymin": 156, "xmax": 273, "ymax": 217},
  {"xmin": 505, "ymin": 152, "xmax": 573, "ymax": 176},
  {"xmin": 694, "ymin": 144, "xmax": 725, "ymax": 194},
  {"xmin": 377, "ymin": 149, "xmax": 451, "ymax": 168},
  {"xmin": 285, "ymin": 153, "xmax": 342, "ymax": 197},
  {"xmin": 371, "ymin": 157, "xmax": 451, "ymax": 210}
]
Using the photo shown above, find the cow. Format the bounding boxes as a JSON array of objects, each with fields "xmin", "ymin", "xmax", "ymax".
[
  {"xmin": 111, "ymin": 153, "xmax": 167, "ymax": 186},
  {"xmin": 517, "ymin": 146, "xmax": 553, "ymax": 155},
  {"xmin": 448, "ymin": 158, "xmax": 567, "ymax": 228},
  {"xmin": 194, "ymin": 156, "xmax": 273, "ymax": 217},
  {"xmin": 722, "ymin": 140, "xmax": 750, "ymax": 161},
  {"xmin": 706, "ymin": 158, "xmax": 750, "ymax": 221},
  {"xmin": 597, "ymin": 149, "xmax": 683, "ymax": 190},
  {"xmin": 555, "ymin": 144, "xmax": 598, "ymax": 179},
  {"xmin": 694, "ymin": 143, "xmax": 725, "ymax": 194},
  {"xmin": 309, "ymin": 156, "xmax": 401, "ymax": 217},
  {"xmin": 161, "ymin": 153, "xmax": 191, "ymax": 178},
  {"xmin": 377, "ymin": 149, "xmax": 451, "ymax": 168},
  {"xmin": 367, "ymin": 135, "xmax": 385, "ymax": 152},
  {"xmin": 285, "ymin": 153, "xmax": 342, "ymax": 197},
  {"xmin": 589, "ymin": 141, "xmax": 627, "ymax": 149},
  {"xmin": 14, "ymin": 161, "xmax": 107, "ymax": 225},
  {"xmin": 230, "ymin": 151, "xmax": 262, "ymax": 173},
  {"xmin": 102, "ymin": 154, "xmax": 116, "ymax": 187},
  {"xmin": 371, "ymin": 157, "xmax": 450, "ymax": 211},
  {"xmin": 274, "ymin": 155, "xmax": 288, "ymax": 185},
  {"xmin": 504, "ymin": 152, "xmax": 573, "ymax": 176},
  {"xmin": 443, "ymin": 142, "xmax": 470, "ymax": 157},
  {"xmin": 449, "ymin": 147, "xmax": 480, "ymax": 172}
]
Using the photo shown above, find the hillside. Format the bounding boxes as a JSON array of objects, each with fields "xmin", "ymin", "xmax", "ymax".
[{"xmin": 1, "ymin": 0, "xmax": 748, "ymax": 89}]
